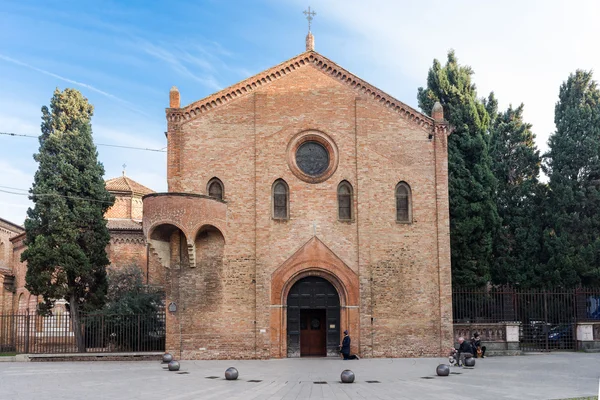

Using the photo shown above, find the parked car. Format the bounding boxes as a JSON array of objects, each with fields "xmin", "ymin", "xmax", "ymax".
[{"xmin": 547, "ymin": 324, "xmax": 574, "ymax": 349}]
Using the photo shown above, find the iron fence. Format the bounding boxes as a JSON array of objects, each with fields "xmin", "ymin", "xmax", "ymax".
[
  {"xmin": 0, "ymin": 311, "xmax": 165, "ymax": 354},
  {"xmin": 453, "ymin": 287, "xmax": 600, "ymax": 352}
]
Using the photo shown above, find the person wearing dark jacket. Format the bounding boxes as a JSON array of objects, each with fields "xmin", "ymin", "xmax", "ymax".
[
  {"xmin": 454, "ymin": 337, "xmax": 473, "ymax": 366},
  {"xmin": 471, "ymin": 332, "xmax": 486, "ymax": 358},
  {"xmin": 339, "ymin": 330, "xmax": 359, "ymax": 360}
]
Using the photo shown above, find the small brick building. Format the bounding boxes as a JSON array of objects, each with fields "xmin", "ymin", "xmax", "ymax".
[
  {"xmin": 1, "ymin": 173, "xmax": 157, "ymax": 315},
  {"xmin": 104, "ymin": 173, "xmax": 161, "ymax": 285},
  {"xmin": 143, "ymin": 35, "xmax": 453, "ymax": 359}
]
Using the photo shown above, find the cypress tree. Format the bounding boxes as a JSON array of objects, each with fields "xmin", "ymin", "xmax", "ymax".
[
  {"xmin": 22, "ymin": 88, "xmax": 114, "ymax": 351},
  {"xmin": 417, "ymin": 51, "xmax": 500, "ymax": 287},
  {"xmin": 543, "ymin": 70, "xmax": 600, "ymax": 287},
  {"xmin": 488, "ymin": 104, "xmax": 544, "ymax": 286}
]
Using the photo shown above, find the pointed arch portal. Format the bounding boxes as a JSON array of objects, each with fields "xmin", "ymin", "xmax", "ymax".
[{"xmin": 269, "ymin": 237, "xmax": 360, "ymax": 358}]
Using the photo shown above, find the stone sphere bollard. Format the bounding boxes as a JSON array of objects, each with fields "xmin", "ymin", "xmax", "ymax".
[
  {"xmin": 436, "ymin": 364, "xmax": 450, "ymax": 376},
  {"xmin": 340, "ymin": 369, "xmax": 355, "ymax": 384},
  {"xmin": 168, "ymin": 360, "xmax": 180, "ymax": 371},
  {"xmin": 162, "ymin": 353, "xmax": 173, "ymax": 364},
  {"xmin": 464, "ymin": 357, "xmax": 476, "ymax": 367},
  {"xmin": 225, "ymin": 367, "xmax": 239, "ymax": 380}
]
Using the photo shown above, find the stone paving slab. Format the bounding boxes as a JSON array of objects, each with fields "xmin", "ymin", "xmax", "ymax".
[{"xmin": 0, "ymin": 353, "xmax": 598, "ymax": 399}]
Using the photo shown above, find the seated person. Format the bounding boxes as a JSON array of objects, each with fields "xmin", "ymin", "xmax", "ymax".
[
  {"xmin": 452, "ymin": 337, "xmax": 473, "ymax": 366},
  {"xmin": 471, "ymin": 332, "xmax": 486, "ymax": 358}
]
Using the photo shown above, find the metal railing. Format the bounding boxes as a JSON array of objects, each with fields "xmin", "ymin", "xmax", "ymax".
[
  {"xmin": 0, "ymin": 311, "xmax": 165, "ymax": 354},
  {"xmin": 452, "ymin": 287, "xmax": 600, "ymax": 351}
]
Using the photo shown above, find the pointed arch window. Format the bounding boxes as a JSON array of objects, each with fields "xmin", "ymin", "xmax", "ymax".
[
  {"xmin": 337, "ymin": 181, "xmax": 353, "ymax": 220},
  {"xmin": 396, "ymin": 182, "xmax": 412, "ymax": 223},
  {"xmin": 273, "ymin": 179, "xmax": 289, "ymax": 220},
  {"xmin": 207, "ymin": 178, "xmax": 224, "ymax": 200}
]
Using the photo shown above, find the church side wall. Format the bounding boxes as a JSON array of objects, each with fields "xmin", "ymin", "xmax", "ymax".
[
  {"xmin": 10, "ymin": 236, "xmax": 34, "ymax": 314},
  {"xmin": 356, "ymin": 99, "xmax": 446, "ymax": 357},
  {"xmin": 167, "ymin": 97, "xmax": 257, "ymax": 359},
  {"xmin": 106, "ymin": 232, "xmax": 154, "ymax": 283}
]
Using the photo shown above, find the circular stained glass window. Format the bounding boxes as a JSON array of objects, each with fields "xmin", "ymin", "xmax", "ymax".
[{"xmin": 295, "ymin": 141, "xmax": 329, "ymax": 176}]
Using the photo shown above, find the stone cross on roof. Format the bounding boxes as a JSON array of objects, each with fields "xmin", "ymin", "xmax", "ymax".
[{"xmin": 303, "ymin": 6, "xmax": 316, "ymax": 32}]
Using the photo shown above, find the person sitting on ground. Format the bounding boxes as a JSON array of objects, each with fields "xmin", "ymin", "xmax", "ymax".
[
  {"xmin": 471, "ymin": 332, "xmax": 486, "ymax": 358},
  {"xmin": 453, "ymin": 336, "xmax": 473, "ymax": 367},
  {"xmin": 339, "ymin": 330, "xmax": 359, "ymax": 360}
]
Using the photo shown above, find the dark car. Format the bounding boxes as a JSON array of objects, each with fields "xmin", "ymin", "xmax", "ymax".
[{"xmin": 547, "ymin": 324, "xmax": 574, "ymax": 349}]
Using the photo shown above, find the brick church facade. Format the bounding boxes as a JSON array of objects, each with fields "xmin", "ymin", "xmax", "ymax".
[{"xmin": 143, "ymin": 35, "xmax": 453, "ymax": 359}]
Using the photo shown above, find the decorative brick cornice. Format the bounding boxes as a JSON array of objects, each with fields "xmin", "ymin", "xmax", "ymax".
[
  {"xmin": 110, "ymin": 233, "xmax": 146, "ymax": 245},
  {"xmin": 166, "ymin": 51, "xmax": 435, "ymax": 131},
  {"xmin": 434, "ymin": 121, "xmax": 452, "ymax": 136},
  {"xmin": 0, "ymin": 218, "xmax": 24, "ymax": 235}
]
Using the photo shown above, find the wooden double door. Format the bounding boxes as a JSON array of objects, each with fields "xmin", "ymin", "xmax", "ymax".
[
  {"xmin": 300, "ymin": 309, "xmax": 326, "ymax": 356},
  {"xmin": 287, "ymin": 276, "xmax": 340, "ymax": 357}
]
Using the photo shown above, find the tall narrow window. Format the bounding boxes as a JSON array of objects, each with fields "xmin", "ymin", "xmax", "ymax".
[
  {"xmin": 396, "ymin": 182, "xmax": 412, "ymax": 223},
  {"xmin": 207, "ymin": 178, "xmax": 224, "ymax": 200},
  {"xmin": 338, "ymin": 181, "xmax": 353, "ymax": 220},
  {"xmin": 273, "ymin": 179, "xmax": 289, "ymax": 219}
]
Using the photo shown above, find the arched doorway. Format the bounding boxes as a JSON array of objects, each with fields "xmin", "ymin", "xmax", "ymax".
[{"xmin": 286, "ymin": 276, "xmax": 340, "ymax": 357}]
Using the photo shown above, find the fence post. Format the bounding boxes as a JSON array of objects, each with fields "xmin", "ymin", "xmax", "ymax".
[
  {"xmin": 24, "ymin": 311, "xmax": 30, "ymax": 354},
  {"xmin": 137, "ymin": 315, "xmax": 141, "ymax": 352},
  {"xmin": 573, "ymin": 288, "xmax": 578, "ymax": 351},
  {"xmin": 544, "ymin": 291, "xmax": 549, "ymax": 352}
]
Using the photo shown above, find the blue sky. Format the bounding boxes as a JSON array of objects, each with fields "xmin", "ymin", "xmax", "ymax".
[{"xmin": 2, "ymin": 0, "xmax": 600, "ymax": 225}]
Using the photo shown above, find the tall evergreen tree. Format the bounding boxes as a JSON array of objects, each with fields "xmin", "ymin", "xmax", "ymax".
[
  {"xmin": 543, "ymin": 70, "xmax": 600, "ymax": 287},
  {"xmin": 22, "ymin": 88, "xmax": 114, "ymax": 351},
  {"xmin": 489, "ymin": 104, "xmax": 544, "ymax": 286},
  {"xmin": 418, "ymin": 51, "xmax": 500, "ymax": 287}
]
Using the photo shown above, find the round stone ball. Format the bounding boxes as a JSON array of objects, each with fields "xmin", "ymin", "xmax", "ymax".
[
  {"xmin": 340, "ymin": 369, "xmax": 355, "ymax": 384},
  {"xmin": 168, "ymin": 360, "xmax": 180, "ymax": 371},
  {"xmin": 162, "ymin": 353, "xmax": 173, "ymax": 363},
  {"xmin": 464, "ymin": 357, "xmax": 476, "ymax": 367},
  {"xmin": 225, "ymin": 367, "xmax": 239, "ymax": 380},
  {"xmin": 436, "ymin": 364, "xmax": 450, "ymax": 376}
]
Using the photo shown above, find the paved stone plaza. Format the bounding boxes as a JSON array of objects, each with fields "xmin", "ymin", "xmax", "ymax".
[{"xmin": 0, "ymin": 353, "xmax": 598, "ymax": 399}]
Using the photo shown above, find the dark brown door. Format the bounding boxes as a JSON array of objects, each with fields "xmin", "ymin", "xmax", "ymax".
[
  {"xmin": 287, "ymin": 276, "xmax": 340, "ymax": 358},
  {"xmin": 300, "ymin": 309, "xmax": 326, "ymax": 356}
]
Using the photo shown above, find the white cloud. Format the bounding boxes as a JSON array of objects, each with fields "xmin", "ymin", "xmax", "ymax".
[
  {"xmin": 286, "ymin": 0, "xmax": 600, "ymax": 153},
  {"xmin": 0, "ymin": 54, "xmax": 149, "ymax": 118},
  {"xmin": 135, "ymin": 40, "xmax": 222, "ymax": 91}
]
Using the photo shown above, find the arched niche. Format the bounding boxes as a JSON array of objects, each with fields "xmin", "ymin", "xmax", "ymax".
[
  {"xmin": 193, "ymin": 225, "xmax": 225, "ymax": 308},
  {"xmin": 149, "ymin": 223, "xmax": 189, "ymax": 269}
]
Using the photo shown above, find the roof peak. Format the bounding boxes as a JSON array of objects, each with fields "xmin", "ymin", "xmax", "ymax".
[
  {"xmin": 105, "ymin": 175, "xmax": 155, "ymax": 196},
  {"xmin": 167, "ymin": 51, "xmax": 435, "ymax": 131}
]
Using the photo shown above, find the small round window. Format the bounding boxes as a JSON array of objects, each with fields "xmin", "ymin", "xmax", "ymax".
[{"xmin": 295, "ymin": 141, "xmax": 329, "ymax": 177}]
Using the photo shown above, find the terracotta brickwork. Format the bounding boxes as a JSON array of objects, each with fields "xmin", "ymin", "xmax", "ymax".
[
  {"xmin": 8, "ymin": 233, "xmax": 36, "ymax": 314},
  {"xmin": 106, "ymin": 231, "xmax": 150, "ymax": 280},
  {"xmin": 148, "ymin": 47, "xmax": 453, "ymax": 360},
  {"xmin": 0, "ymin": 220, "xmax": 24, "ymax": 315},
  {"xmin": 105, "ymin": 174, "xmax": 154, "ymax": 220},
  {"xmin": 2, "ymin": 175, "xmax": 157, "ymax": 314}
]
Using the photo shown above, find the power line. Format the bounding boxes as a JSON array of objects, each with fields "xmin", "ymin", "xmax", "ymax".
[
  {"xmin": 0, "ymin": 132, "xmax": 167, "ymax": 153},
  {"xmin": 0, "ymin": 185, "xmax": 28, "ymax": 192},
  {"xmin": 0, "ymin": 188, "xmax": 115, "ymax": 204}
]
